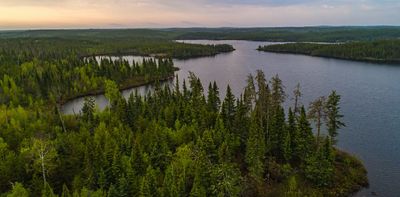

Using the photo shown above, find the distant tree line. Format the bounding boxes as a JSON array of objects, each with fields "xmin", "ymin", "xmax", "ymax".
[
  {"xmin": 173, "ymin": 26, "xmax": 400, "ymax": 42},
  {"xmin": 2, "ymin": 27, "xmax": 399, "ymax": 43},
  {"xmin": 258, "ymin": 40, "xmax": 400, "ymax": 63}
]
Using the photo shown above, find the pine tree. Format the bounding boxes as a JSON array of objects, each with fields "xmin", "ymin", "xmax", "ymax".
[
  {"xmin": 308, "ymin": 96, "xmax": 326, "ymax": 147},
  {"xmin": 233, "ymin": 96, "xmax": 249, "ymax": 145},
  {"xmin": 174, "ymin": 75, "xmax": 181, "ymax": 98},
  {"xmin": 210, "ymin": 163, "xmax": 242, "ymax": 197},
  {"xmin": 270, "ymin": 74, "xmax": 286, "ymax": 108},
  {"xmin": 304, "ymin": 137, "xmax": 334, "ymax": 187},
  {"xmin": 325, "ymin": 91, "xmax": 345, "ymax": 145},
  {"xmin": 81, "ymin": 96, "xmax": 95, "ymax": 123},
  {"xmin": 190, "ymin": 172, "xmax": 207, "ymax": 197},
  {"xmin": 243, "ymin": 74, "xmax": 256, "ymax": 112},
  {"xmin": 207, "ymin": 81, "xmax": 220, "ymax": 113},
  {"xmin": 7, "ymin": 182, "xmax": 29, "ymax": 197},
  {"xmin": 139, "ymin": 166, "xmax": 159, "ymax": 197},
  {"xmin": 104, "ymin": 79, "xmax": 121, "ymax": 109},
  {"xmin": 254, "ymin": 70, "xmax": 271, "ymax": 152},
  {"xmin": 282, "ymin": 124, "xmax": 292, "ymax": 163},
  {"xmin": 295, "ymin": 107, "xmax": 315, "ymax": 163},
  {"xmin": 245, "ymin": 114, "xmax": 266, "ymax": 183},
  {"xmin": 221, "ymin": 85, "xmax": 236, "ymax": 130},
  {"xmin": 287, "ymin": 108, "xmax": 297, "ymax": 164},
  {"xmin": 270, "ymin": 106, "xmax": 287, "ymax": 160},
  {"xmin": 293, "ymin": 83, "xmax": 302, "ymax": 115}
]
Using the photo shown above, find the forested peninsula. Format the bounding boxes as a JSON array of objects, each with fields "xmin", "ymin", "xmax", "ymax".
[
  {"xmin": 0, "ymin": 29, "xmax": 369, "ymax": 196},
  {"xmin": 0, "ymin": 70, "xmax": 368, "ymax": 197},
  {"xmin": 0, "ymin": 35, "xmax": 234, "ymax": 105},
  {"xmin": 257, "ymin": 40, "xmax": 400, "ymax": 64}
]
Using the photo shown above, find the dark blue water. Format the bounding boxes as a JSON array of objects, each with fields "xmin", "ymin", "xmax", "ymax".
[{"xmin": 62, "ymin": 40, "xmax": 400, "ymax": 196}]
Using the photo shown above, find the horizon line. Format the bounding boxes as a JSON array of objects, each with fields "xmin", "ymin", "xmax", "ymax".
[{"xmin": 1, "ymin": 25, "xmax": 400, "ymax": 32}]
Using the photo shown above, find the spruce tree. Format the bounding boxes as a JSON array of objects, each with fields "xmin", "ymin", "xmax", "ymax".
[
  {"xmin": 245, "ymin": 114, "xmax": 266, "ymax": 183},
  {"xmin": 81, "ymin": 96, "xmax": 95, "ymax": 123},
  {"xmin": 296, "ymin": 107, "xmax": 315, "ymax": 163},
  {"xmin": 325, "ymin": 91, "xmax": 345, "ymax": 145},
  {"xmin": 221, "ymin": 85, "xmax": 236, "ymax": 130},
  {"xmin": 293, "ymin": 83, "xmax": 302, "ymax": 115},
  {"xmin": 243, "ymin": 74, "xmax": 256, "ymax": 112},
  {"xmin": 287, "ymin": 108, "xmax": 297, "ymax": 164},
  {"xmin": 308, "ymin": 96, "xmax": 326, "ymax": 147}
]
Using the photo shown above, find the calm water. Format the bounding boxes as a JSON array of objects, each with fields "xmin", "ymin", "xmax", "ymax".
[{"xmin": 62, "ymin": 40, "xmax": 400, "ymax": 196}]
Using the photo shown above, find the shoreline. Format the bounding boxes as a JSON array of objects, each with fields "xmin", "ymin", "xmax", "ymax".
[
  {"xmin": 258, "ymin": 49, "xmax": 400, "ymax": 65},
  {"xmin": 80, "ymin": 44, "xmax": 235, "ymax": 60},
  {"xmin": 266, "ymin": 149, "xmax": 369, "ymax": 197},
  {"xmin": 58, "ymin": 73, "xmax": 176, "ymax": 106}
]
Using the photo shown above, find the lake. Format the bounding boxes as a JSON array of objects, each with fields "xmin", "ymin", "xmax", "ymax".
[{"xmin": 62, "ymin": 40, "xmax": 400, "ymax": 196}]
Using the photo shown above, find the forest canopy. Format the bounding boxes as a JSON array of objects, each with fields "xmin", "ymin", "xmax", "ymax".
[
  {"xmin": 0, "ymin": 69, "xmax": 368, "ymax": 196},
  {"xmin": 258, "ymin": 40, "xmax": 400, "ymax": 64},
  {"xmin": 0, "ymin": 28, "xmax": 373, "ymax": 196},
  {"xmin": 1, "ymin": 26, "xmax": 400, "ymax": 42}
]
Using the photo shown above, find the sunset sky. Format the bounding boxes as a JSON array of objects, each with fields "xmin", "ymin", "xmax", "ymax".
[{"xmin": 1, "ymin": 0, "xmax": 399, "ymax": 29}]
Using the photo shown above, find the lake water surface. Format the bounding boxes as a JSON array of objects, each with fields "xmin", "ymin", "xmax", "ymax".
[{"xmin": 62, "ymin": 40, "xmax": 400, "ymax": 196}]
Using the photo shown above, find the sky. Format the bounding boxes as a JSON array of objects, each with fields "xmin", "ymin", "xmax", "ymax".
[{"xmin": 0, "ymin": 0, "xmax": 399, "ymax": 29}]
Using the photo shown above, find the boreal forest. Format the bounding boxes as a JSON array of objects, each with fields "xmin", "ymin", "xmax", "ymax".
[
  {"xmin": 258, "ymin": 40, "xmax": 400, "ymax": 64},
  {"xmin": 0, "ymin": 28, "xmax": 379, "ymax": 197}
]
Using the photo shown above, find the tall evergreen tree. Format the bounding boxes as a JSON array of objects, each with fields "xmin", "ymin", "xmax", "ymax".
[
  {"xmin": 243, "ymin": 74, "xmax": 256, "ymax": 112},
  {"xmin": 308, "ymin": 96, "xmax": 326, "ymax": 147},
  {"xmin": 221, "ymin": 85, "xmax": 236, "ymax": 130},
  {"xmin": 287, "ymin": 108, "xmax": 297, "ymax": 164},
  {"xmin": 270, "ymin": 74, "xmax": 286, "ymax": 108},
  {"xmin": 245, "ymin": 114, "xmax": 266, "ymax": 183},
  {"xmin": 82, "ymin": 96, "xmax": 95, "ymax": 123},
  {"xmin": 293, "ymin": 83, "xmax": 302, "ymax": 115},
  {"xmin": 207, "ymin": 81, "xmax": 220, "ymax": 113},
  {"xmin": 295, "ymin": 107, "xmax": 315, "ymax": 163},
  {"xmin": 325, "ymin": 91, "xmax": 345, "ymax": 145}
]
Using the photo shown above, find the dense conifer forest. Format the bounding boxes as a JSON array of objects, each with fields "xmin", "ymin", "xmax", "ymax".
[
  {"xmin": 2, "ymin": 26, "xmax": 400, "ymax": 42},
  {"xmin": 172, "ymin": 26, "xmax": 400, "ymax": 42},
  {"xmin": 0, "ymin": 29, "xmax": 372, "ymax": 196},
  {"xmin": 0, "ymin": 35, "xmax": 234, "ymax": 104},
  {"xmin": 0, "ymin": 68, "xmax": 368, "ymax": 196},
  {"xmin": 257, "ymin": 40, "xmax": 400, "ymax": 63}
]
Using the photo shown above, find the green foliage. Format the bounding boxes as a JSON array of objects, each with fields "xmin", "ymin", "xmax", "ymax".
[
  {"xmin": 42, "ymin": 182, "xmax": 57, "ymax": 197},
  {"xmin": 284, "ymin": 176, "xmax": 303, "ymax": 197},
  {"xmin": 173, "ymin": 26, "xmax": 400, "ymax": 42},
  {"xmin": 210, "ymin": 163, "xmax": 242, "ymax": 197},
  {"xmin": 304, "ymin": 138, "xmax": 334, "ymax": 187},
  {"xmin": 245, "ymin": 115, "xmax": 266, "ymax": 182},
  {"xmin": 0, "ymin": 57, "xmax": 366, "ymax": 197},
  {"xmin": 325, "ymin": 91, "xmax": 345, "ymax": 145},
  {"xmin": 105, "ymin": 80, "xmax": 122, "ymax": 107},
  {"xmin": 294, "ymin": 107, "xmax": 315, "ymax": 164},
  {"xmin": 7, "ymin": 182, "xmax": 29, "ymax": 197},
  {"xmin": 259, "ymin": 40, "xmax": 400, "ymax": 63},
  {"xmin": 308, "ymin": 96, "xmax": 327, "ymax": 147},
  {"xmin": 139, "ymin": 166, "xmax": 159, "ymax": 197},
  {"xmin": 221, "ymin": 85, "xmax": 236, "ymax": 131}
]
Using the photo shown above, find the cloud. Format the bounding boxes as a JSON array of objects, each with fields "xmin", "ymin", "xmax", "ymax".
[{"xmin": 0, "ymin": 0, "xmax": 399, "ymax": 28}]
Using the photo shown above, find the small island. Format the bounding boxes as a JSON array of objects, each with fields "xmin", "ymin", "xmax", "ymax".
[{"xmin": 258, "ymin": 40, "xmax": 400, "ymax": 64}]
